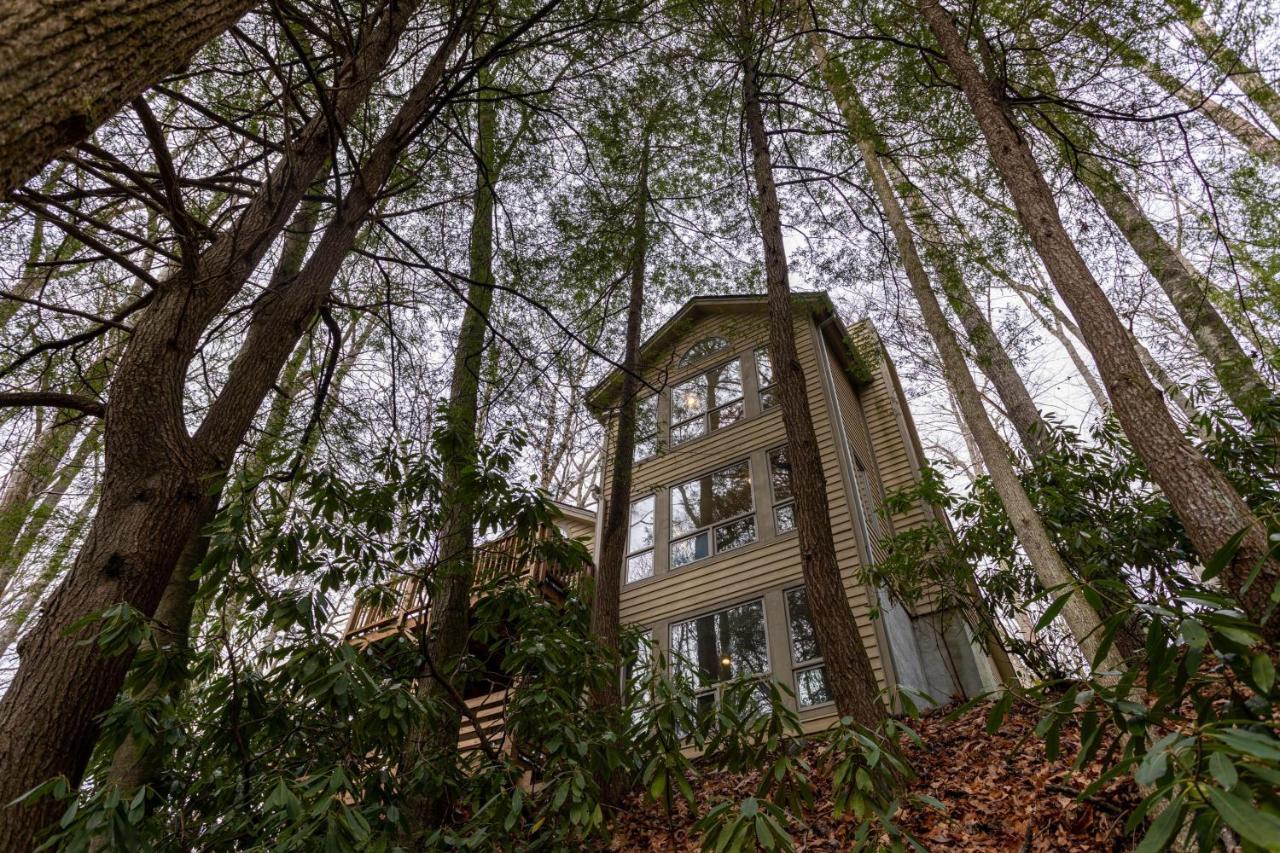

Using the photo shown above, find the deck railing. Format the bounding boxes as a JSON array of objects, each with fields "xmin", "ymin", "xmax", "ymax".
[{"xmin": 342, "ymin": 528, "xmax": 588, "ymax": 642}]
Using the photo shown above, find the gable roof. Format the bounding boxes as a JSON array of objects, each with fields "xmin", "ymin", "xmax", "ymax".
[{"xmin": 586, "ymin": 291, "xmax": 874, "ymax": 418}]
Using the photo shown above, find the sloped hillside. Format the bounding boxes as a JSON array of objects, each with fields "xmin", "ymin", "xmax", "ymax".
[{"xmin": 611, "ymin": 699, "xmax": 1141, "ymax": 851}]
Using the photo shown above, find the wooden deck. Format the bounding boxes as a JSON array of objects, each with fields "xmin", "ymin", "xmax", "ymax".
[{"xmin": 341, "ymin": 530, "xmax": 589, "ymax": 644}]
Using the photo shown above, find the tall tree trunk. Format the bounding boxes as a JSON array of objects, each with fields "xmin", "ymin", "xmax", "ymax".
[
  {"xmin": 1019, "ymin": 57, "xmax": 1279, "ymax": 433},
  {"xmin": 919, "ymin": 0, "xmax": 1280, "ymax": 640},
  {"xmin": 1064, "ymin": 15, "xmax": 1280, "ymax": 165},
  {"xmin": 801, "ymin": 19, "xmax": 1050, "ymax": 458},
  {"xmin": 101, "ymin": 197, "xmax": 321, "ymax": 796},
  {"xmin": 742, "ymin": 46, "xmax": 885, "ymax": 728},
  {"xmin": 0, "ymin": 5, "xmax": 480, "ymax": 842},
  {"xmin": 0, "ymin": 0, "xmax": 263, "ymax": 193},
  {"xmin": 403, "ymin": 44, "xmax": 497, "ymax": 833},
  {"xmin": 0, "ymin": 414, "xmax": 80, "ymax": 594},
  {"xmin": 800, "ymin": 21, "xmax": 1121, "ymax": 671},
  {"xmin": 1164, "ymin": 0, "xmax": 1280, "ymax": 129},
  {"xmin": 590, "ymin": 129, "xmax": 651, "ymax": 714}
]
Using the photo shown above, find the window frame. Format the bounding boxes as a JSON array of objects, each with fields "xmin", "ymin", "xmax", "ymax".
[
  {"xmin": 754, "ymin": 345, "xmax": 778, "ymax": 410},
  {"xmin": 767, "ymin": 445, "xmax": 796, "ymax": 536},
  {"xmin": 632, "ymin": 394, "xmax": 659, "ymax": 462},
  {"xmin": 849, "ymin": 445, "xmax": 890, "ymax": 548},
  {"xmin": 669, "ymin": 355, "xmax": 746, "ymax": 447},
  {"xmin": 784, "ymin": 586, "xmax": 834, "ymax": 709},
  {"xmin": 668, "ymin": 598, "xmax": 772, "ymax": 708},
  {"xmin": 625, "ymin": 493, "xmax": 656, "ymax": 584},
  {"xmin": 668, "ymin": 458, "xmax": 757, "ymax": 570}
]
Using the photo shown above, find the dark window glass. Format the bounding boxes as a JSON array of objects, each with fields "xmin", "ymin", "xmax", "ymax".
[
  {"xmin": 669, "ymin": 460, "xmax": 755, "ymax": 566},
  {"xmin": 670, "ymin": 600, "xmax": 769, "ymax": 687},
  {"xmin": 786, "ymin": 587, "xmax": 822, "ymax": 664},
  {"xmin": 681, "ymin": 336, "xmax": 730, "ymax": 366},
  {"xmin": 755, "ymin": 346, "xmax": 777, "ymax": 410},
  {"xmin": 768, "ymin": 447, "xmax": 793, "ymax": 501},
  {"xmin": 795, "ymin": 665, "xmax": 832, "ymax": 707},
  {"xmin": 671, "ymin": 358, "xmax": 744, "ymax": 445},
  {"xmin": 634, "ymin": 396, "xmax": 658, "ymax": 461},
  {"xmin": 626, "ymin": 496, "xmax": 655, "ymax": 583}
]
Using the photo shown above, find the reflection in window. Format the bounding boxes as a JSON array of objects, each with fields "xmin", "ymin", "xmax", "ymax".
[
  {"xmin": 755, "ymin": 346, "xmax": 778, "ymax": 410},
  {"xmin": 768, "ymin": 447, "xmax": 796, "ymax": 534},
  {"xmin": 669, "ymin": 460, "xmax": 756, "ymax": 568},
  {"xmin": 850, "ymin": 446, "xmax": 890, "ymax": 548},
  {"xmin": 634, "ymin": 396, "xmax": 658, "ymax": 461},
  {"xmin": 671, "ymin": 358, "xmax": 744, "ymax": 445},
  {"xmin": 626, "ymin": 495, "xmax": 655, "ymax": 583},
  {"xmin": 785, "ymin": 587, "xmax": 832, "ymax": 708},
  {"xmin": 670, "ymin": 600, "xmax": 769, "ymax": 693},
  {"xmin": 680, "ymin": 336, "xmax": 730, "ymax": 366},
  {"xmin": 625, "ymin": 630, "xmax": 653, "ymax": 709}
]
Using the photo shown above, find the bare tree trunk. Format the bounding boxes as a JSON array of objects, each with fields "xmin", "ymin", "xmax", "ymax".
[
  {"xmin": 919, "ymin": 0, "xmax": 1280, "ymax": 640},
  {"xmin": 590, "ymin": 129, "xmax": 650, "ymax": 714},
  {"xmin": 1023, "ymin": 81, "xmax": 1279, "ymax": 431},
  {"xmin": 1165, "ymin": 0, "xmax": 1280, "ymax": 129},
  {"xmin": 0, "ymin": 415, "xmax": 80, "ymax": 594},
  {"xmin": 802, "ymin": 29, "xmax": 1121, "ymax": 673},
  {"xmin": 0, "ymin": 5, "xmax": 478, "ymax": 841},
  {"xmin": 1010, "ymin": 285, "xmax": 1111, "ymax": 415},
  {"xmin": 743, "ymin": 46, "xmax": 885, "ymax": 728},
  {"xmin": 1065, "ymin": 15, "xmax": 1280, "ymax": 164},
  {"xmin": 403, "ymin": 41, "xmax": 497, "ymax": 833},
  {"xmin": 0, "ymin": 0, "xmax": 263, "ymax": 193}
]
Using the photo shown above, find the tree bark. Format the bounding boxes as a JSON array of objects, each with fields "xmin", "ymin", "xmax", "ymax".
[
  {"xmin": 0, "ymin": 0, "xmax": 263, "ymax": 193},
  {"xmin": 402, "ymin": 30, "xmax": 497, "ymax": 832},
  {"xmin": 799, "ymin": 21, "xmax": 1121, "ymax": 672},
  {"xmin": 919, "ymin": 0, "xmax": 1280, "ymax": 640},
  {"xmin": 1165, "ymin": 0, "xmax": 1280, "ymax": 130},
  {"xmin": 1065, "ymin": 14, "xmax": 1280, "ymax": 165},
  {"xmin": 0, "ymin": 4, "xmax": 476, "ymax": 843},
  {"xmin": 590, "ymin": 129, "xmax": 651, "ymax": 714},
  {"xmin": 742, "ymin": 46, "xmax": 885, "ymax": 728}
]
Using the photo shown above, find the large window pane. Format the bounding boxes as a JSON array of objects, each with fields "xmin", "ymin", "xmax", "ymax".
[
  {"xmin": 786, "ymin": 587, "xmax": 821, "ymax": 664},
  {"xmin": 670, "ymin": 532, "xmax": 709, "ymax": 568},
  {"xmin": 755, "ymin": 347, "xmax": 777, "ymax": 409},
  {"xmin": 634, "ymin": 396, "xmax": 658, "ymax": 461},
  {"xmin": 706, "ymin": 359, "xmax": 743, "ymax": 409},
  {"xmin": 714, "ymin": 516, "xmax": 756, "ymax": 552},
  {"xmin": 707, "ymin": 399, "xmax": 743, "ymax": 432},
  {"xmin": 768, "ymin": 448, "xmax": 792, "ymax": 501},
  {"xmin": 629, "ymin": 496, "xmax": 655, "ymax": 552},
  {"xmin": 670, "ymin": 479, "xmax": 704, "ymax": 537},
  {"xmin": 670, "ymin": 600, "xmax": 769, "ymax": 687},
  {"xmin": 711, "ymin": 460, "xmax": 752, "ymax": 521},
  {"xmin": 795, "ymin": 665, "xmax": 832, "ymax": 707},
  {"xmin": 672, "ymin": 375, "xmax": 707, "ymax": 423}
]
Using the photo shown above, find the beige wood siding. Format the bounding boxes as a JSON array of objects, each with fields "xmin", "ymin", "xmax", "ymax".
[{"xmin": 605, "ymin": 307, "xmax": 891, "ymax": 719}]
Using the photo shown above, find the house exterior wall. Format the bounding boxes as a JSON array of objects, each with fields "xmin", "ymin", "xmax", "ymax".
[{"xmin": 595, "ymin": 299, "xmax": 990, "ymax": 729}]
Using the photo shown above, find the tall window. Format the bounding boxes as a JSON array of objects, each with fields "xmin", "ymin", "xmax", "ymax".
[
  {"xmin": 850, "ymin": 447, "xmax": 890, "ymax": 548},
  {"xmin": 626, "ymin": 495, "xmax": 656, "ymax": 583},
  {"xmin": 755, "ymin": 346, "xmax": 778, "ymax": 409},
  {"xmin": 670, "ymin": 358, "xmax": 744, "ymax": 445},
  {"xmin": 633, "ymin": 395, "xmax": 658, "ymax": 461},
  {"xmin": 670, "ymin": 599, "xmax": 769, "ymax": 710},
  {"xmin": 785, "ymin": 587, "xmax": 832, "ymax": 707},
  {"xmin": 625, "ymin": 630, "xmax": 654, "ymax": 718},
  {"xmin": 767, "ymin": 446, "xmax": 795, "ymax": 534},
  {"xmin": 669, "ymin": 459, "xmax": 755, "ymax": 568}
]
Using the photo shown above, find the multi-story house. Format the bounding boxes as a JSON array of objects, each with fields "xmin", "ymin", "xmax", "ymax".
[
  {"xmin": 586, "ymin": 292, "xmax": 996, "ymax": 729},
  {"xmin": 343, "ymin": 291, "xmax": 996, "ymax": 752}
]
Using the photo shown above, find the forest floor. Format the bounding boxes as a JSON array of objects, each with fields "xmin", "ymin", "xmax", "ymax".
[{"xmin": 610, "ymin": 697, "xmax": 1142, "ymax": 851}]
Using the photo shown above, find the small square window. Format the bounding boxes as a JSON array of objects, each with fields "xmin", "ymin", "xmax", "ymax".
[{"xmin": 795, "ymin": 665, "xmax": 832, "ymax": 708}]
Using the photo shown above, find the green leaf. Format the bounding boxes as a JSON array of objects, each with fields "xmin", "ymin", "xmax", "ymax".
[
  {"xmin": 1251, "ymin": 653, "xmax": 1275, "ymax": 693},
  {"xmin": 1202, "ymin": 527, "xmax": 1249, "ymax": 582},
  {"xmin": 1205, "ymin": 787, "xmax": 1280, "ymax": 849},
  {"xmin": 986, "ymin": 691, "xmax": 1013, "ymax": 735},
  {"xmin": 1134, "ymin": 796, "xmax": 1184, "ymax": 853},
  {"xmin": 1035, "ymin": 589, "xmax": 1075, "ymax": 634},
  {"xmin": 740, "ymin": 796, "xmax": 758, "ymax": 818},
  {"xmin": 1208, "ymin": 751, "xmax": 1238, "ymax": 790}
]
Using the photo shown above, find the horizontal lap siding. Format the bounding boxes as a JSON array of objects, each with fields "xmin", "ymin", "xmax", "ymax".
[
  {"xmin": 849, "ymin": 321, "xmax": 946, "ymax": 615},
  {"xmin": 615, "ymin": 309, "xmax": 888, "ymax": 693}
]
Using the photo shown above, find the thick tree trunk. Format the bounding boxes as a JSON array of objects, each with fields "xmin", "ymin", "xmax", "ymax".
[
  {"xmin": 403, "ymin": 40, "xmax": 496, "ymax": 833},
  {"xmin": 919, "ymin": 0, "xmax": 1280, "ymax": 640},
  {"xmin": 1022, "ymin": 75, "xmax": 1279, "ymax": 431},
  {"xmin": 0, "ymin": 0, "xmax": 263, "ymax": 193},
  {"xmin": 590, "ymin": 131, "xmax": 651, "ymax": 714},
  {"xmin": 743, "ymin": 51, "xmax": 885, "ymax": 728},
  {"xmin": 0, "ymin": 6, "xmax": 476, "ymax": 843}
]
